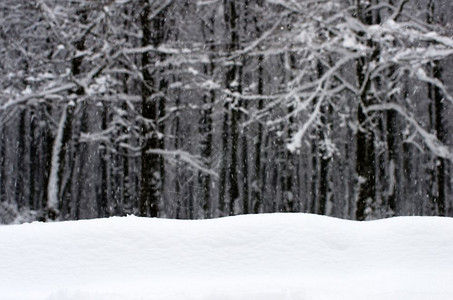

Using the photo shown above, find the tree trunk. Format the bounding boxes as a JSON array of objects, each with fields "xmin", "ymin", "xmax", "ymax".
[
  {"xmin": 431, "ymin": 61, "xmax": 446, "ymax": 216},
  {"xmin": 15, "ymin": 110, "xmax": 26, "ymax": 209},
  {"xmin": 222, "ymin": 0, "xmax": 240, "ymax": 216},
  {"xmin": 281, "ymin": 53, "xmax": 295, "ymax": 213},
  {"xmin": 218, "ymin": 107, "xmax": 229, "ymax": 216},
  {"xmin": 199, "ymin": 15, "xmax": 215, "ymax": 219},
  {"xmin": 426, "ymin": 1, "xmax": 446, "ymax": 216},
  {"xmin": 240, "ymin": 0, "xmax": 250, "ymax": 215},
  {"xmin": 174, "ymin": 93, "xmax": 182, "ymax": 219},
  {"xmin": 99, "ymin": 103, "xmax": 109, "ymax": 218},
  {"xmin": 29, "ymin": 108, "xmax": 38, "ymax": 211},
  {"xmin": 386, "ymin": 109, "xmax": 398, "ymax": 216},
  {"xmin": 139, "ymin": 0, "xmax": 168, "ymax": 217},
  {"xmin": 240, "ymin": 82, "xmax": 249, "ymax": 214},
  {"xmin": 199, "ymin": 88, "xmax": 214, "ymax": 218},
  {"xmin": 318, "ymin": 103, "xmax": 332, "ymax": 216},
  {"xmin": 74, "ymin": 102, "xmax": 88, "ymax": 220},
  {"xmin": 310, "ymin": 140, "xmax": 318, "ymax": 214},
  {"xmin": 355, "ymin": 1, "xmax": 377, "ymax": 221},
  {"xmin": 0, "ymin": 126, "xmax": 5, "ymax": 203},
  {"xmin": 229, "ymin": 97, "xmax": 239, "ymax": 215},
  {"xmin": 253, "ymin": 55, "xmax": 264, "ymax": 214}
]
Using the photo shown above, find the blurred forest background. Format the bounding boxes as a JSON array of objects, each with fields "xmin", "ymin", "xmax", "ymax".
[{"xmin": 1, "ymin": 0, "xmax": 453, "ymax": 224}]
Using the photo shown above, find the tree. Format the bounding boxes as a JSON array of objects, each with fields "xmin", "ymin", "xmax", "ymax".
[{"xmin": 139, "ymin": 0, "xmax": 172, "ymax": 218}]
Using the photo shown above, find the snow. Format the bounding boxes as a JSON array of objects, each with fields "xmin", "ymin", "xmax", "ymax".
[{"xmin": 1, "ymin": 213, "xmax": 453, "ymax": 300}]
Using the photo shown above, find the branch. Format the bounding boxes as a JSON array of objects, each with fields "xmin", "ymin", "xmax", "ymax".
[
  {"xmin": 414, "ymin": 68, "xmax": 453, "ymax": 105},
  {"xmin": 148, "ymin": 0, "xmax": 173, "ymax": 22},
  {"xmin": 122, "ymin": 45, "xmax": 183, "ymax": 55},
  {"xmin": 146, "ymin": 149, "xmax": 218, "ymax": 178},
  {"xmin": 366, "ymin": 103, "xmax": 453, "ymax": 161},
  {"xmin": 390, "ymin": 0, "xmax": 409, "ymax": 21},
  {"xmin": 227, "ymin": 14, "xmax": 286, "ymax": 60},
  {"xmin": 287, "ymin": 94, "xmax": 325, "ymax": 152},
  {"xmin": 0, "ymin": 83, "xmax": 76, "ymax": 111}
]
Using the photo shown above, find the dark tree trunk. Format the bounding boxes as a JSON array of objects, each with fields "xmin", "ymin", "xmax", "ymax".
[
  {"xmin": 158, "ymin": 76, "xmax": 166, "ymax": 207},
  {"xmin": 386, "ymin": 109, "xmax": 398, "ymax": 216},
  {"xmin": 318, "ymin": 103, "xmax": 332, "ymax": 216},
  {"xmin": 139, "ymin": 0, "xmax": 160, "ymax": 217},
  {"xmin": 228, "ymin": 1, "xmax": 240, "ymax": 216},
  {"xmin": 253, "ymin": 55, "xmax": 264, "ymax": 214},
  {"xmin": 222, "ymin": 0, "xmax": 240, "ymax": 216},
  {"xmin": 99, "ymin": 103, "xmax": 109, "ymax": 218},
  {"xmin": 74, "ymin": 102, "xmax": 88, "ymax": 220},
  {"xmin": 0, "ymin": 126, "xmax": 5, "ymax": 203},
  {"xmin": 187, "ymin": 181, "xmax": 194, "ymax": 220},
  {"xmin": 355, "ymin": 97, "xmax": 376, "ymax": 221},
  {"xmin": 310, "ymin": 140, "xmax": 318, "ymax": 214},
  {"xmin": 218, "ymin": 108, "xmax": 229, "ymax": 216},
  {"xmin": 139, "ymin": 0, "xmax": 168, "ymax": 218},
  {"xmin": 174, "ymin": 93, "xmax": 182, "ymax": 219},
  {"xmin": 229, "ymin": 97, "xmax": 239, "ymax": 215},
  {"xmin": 251, "ymin": 1, "xmax": 264, "ymax": 214},
  {"xmin": 16, "ymin": 110, "xmax": 26, "ymax": 209},
  {"xmin": 199, "ymin": 81, "xmax": 214, "ymax": 219},
  {"xmin": 355, "ymin": 1, "xmax": 377, "ymax": 221},
  {"xmin": 240, "ymin": 0, "xmax": 250, "ymax": 215},
  {"xmin": 240, "ymin": 84, "xmax": 249, "ymax": 215},
  {"xmin": 122, "ymin": 113, "xmax": 131, "ymax": 213},
  {"xmin": 200, "ymin": 89, "xmax": 213, "ymax": 218},
  {"xmin": 29, "ymin": 109, "xmax": 37, "ymax": 210},
  {"xmin": 199, "ymin": 14, "xmax": 215, "ymax": 218},
  {"xmin": 426, "ymin": 1, "xmax": 446, "ymax": 216},
  {"xmin": 432, "ymin": 62, "xmax": 446, "ymax": 216},
  {"xmin": 281, "ymin": 53, "xmax": 296, "ymax": 213},
  {"xmin": 42, "ymin": 104, "xmax": 54, "ymax": 219}
]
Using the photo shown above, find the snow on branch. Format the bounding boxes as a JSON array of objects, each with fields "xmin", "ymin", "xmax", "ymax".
[
  {"xmin": 287, "ymin": 94, "xmax": 325, "ymax": 153},
  {"xmin": 123, "ymin": 45, "xmax": 187, "ymax": 56},
  {"xmin": 366, "ymin": 103, "xmax": 453, "ymax": 161},
  {"xmin": 414, "ymin": 67, "xmax": 453, "ymax": 105},
  {"xmin": 228, "ymin": 15, "xmax": 286, "ymax": 60},
  {"xmin": 146, "ymin": 149, "xmax": 218, "ymax": 178},
  {"xmin": 0, "ymin": 83, "xmax": 76, "ymax": 112}
]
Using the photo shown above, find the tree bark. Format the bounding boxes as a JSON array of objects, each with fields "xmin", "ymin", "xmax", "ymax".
[
  {"xmin": 426, "ymin": 1, "xmax": 446, "ymax": 216},
  {"xmin": 139, "ymin": 0, "xmax": 169, "ymax": 217},
  {"xmin": 253, "ymin": 55, "xmax": 264, "ymax": 214},
  {"xmin": 15, "ymin": 110, "xmax": 26, "ymax": 209},
  {"xmin": 223, "ymin": 0, "xmax": 240, "ymax": 216},
  {"xmin": 355, "ymin": 0, "xmax": 377, "ymax": 221},
  {"xmin": 99, "ymin": 103, "xmax": 109, "ymax": 218},
  {"xmin": 318, "ymin": 103, "xmax": 332, "ymax": 216}
]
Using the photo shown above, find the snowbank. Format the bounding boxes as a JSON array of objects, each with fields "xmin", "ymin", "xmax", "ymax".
[{"xmin": 1, "ymin": 214, "xmax": 452, "ymax": 300}]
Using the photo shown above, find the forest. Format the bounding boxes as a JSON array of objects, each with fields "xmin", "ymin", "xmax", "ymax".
[{"xmin": 1, "ymin": 0, "xmax": 453, "ymax": 224}]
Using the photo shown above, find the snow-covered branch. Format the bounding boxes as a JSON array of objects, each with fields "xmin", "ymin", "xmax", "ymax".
[
  {"xmin": 146, "ymin": 149, "xmax": 218, "ymax": 178},
  {"xmin": 287, "ymin": 94, "xmax": 325, "ymax": 153},
  {"xmin": 366, "ymin": 103, "xmax": 453, "ymax": 161},
  {"xmin": 0, "ymin": 83, "xmax": 76, "ymax": 111}
]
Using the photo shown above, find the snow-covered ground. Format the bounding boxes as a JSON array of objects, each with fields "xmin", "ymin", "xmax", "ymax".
[{"xmin": 1, "ymin": 213, "xmax": 452, "ymax": 300}]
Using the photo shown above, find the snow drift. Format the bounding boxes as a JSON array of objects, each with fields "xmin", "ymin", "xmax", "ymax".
[{"xmin": 1, "ymin": 214, "xmax": 452, "ymax": 300}]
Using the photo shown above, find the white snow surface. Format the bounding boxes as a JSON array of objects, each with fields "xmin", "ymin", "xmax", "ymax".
[{"xmin": 1, "ymin": 213, "xmax": 453, "ymax": 300}]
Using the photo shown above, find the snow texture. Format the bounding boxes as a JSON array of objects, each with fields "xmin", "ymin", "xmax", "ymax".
[{"xmin": 1, "ymin": 213, "xmax": 453, "ymax": 300}]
